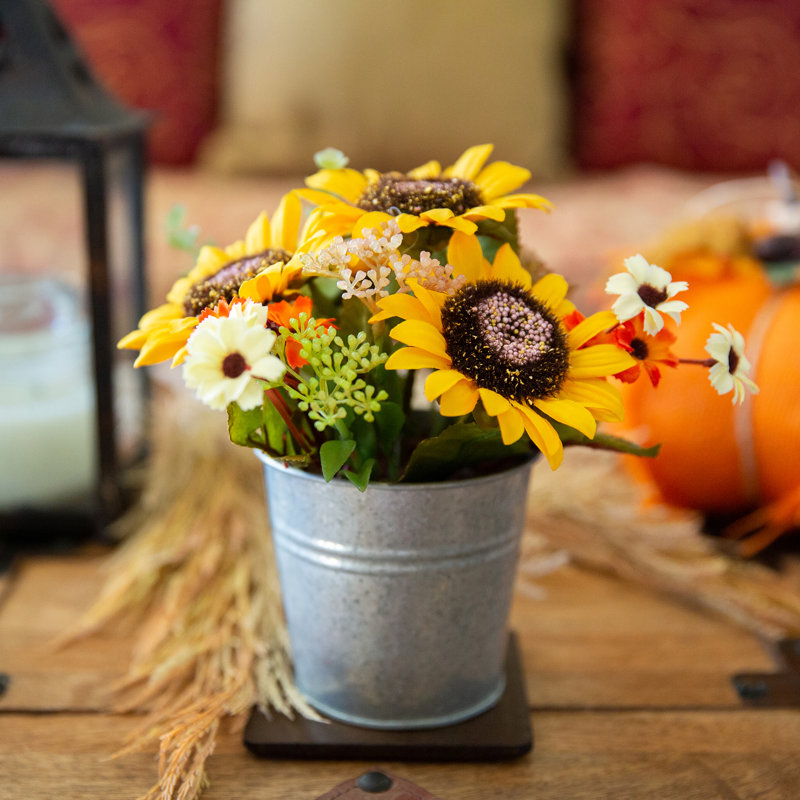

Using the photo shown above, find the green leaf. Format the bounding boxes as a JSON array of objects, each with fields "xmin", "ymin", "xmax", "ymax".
[
  {"xmin": 475, "ymin": 210, "xmax": 519, "ymax": 261},
  {"xmin": 400, "ymin": 422, "xmax": 532, "ymax": 483},
  {"xmin": 320, "ymin": 439, "xmax": 356, "ymax": 482},
  {"xmin": 350, "ymin": 413, "xmax": 377, "ymax": 466},
  {"xmin": 551, "ymin": 421, "xmax": 661, "ymax": 458},
  {"xmin": 262, "ymin": 399, "xmax": 287, "ymax": 452},
  {"xmin": 227, "ymin": 403, "xmax": 267, "ymax": 449},
  {"xmin": 375, "ymin": 401, "xmax": 405, "ymax": 455},
  {"xmin": 345, "ymin": 458, "xmax": 375, "ymax": 492}
]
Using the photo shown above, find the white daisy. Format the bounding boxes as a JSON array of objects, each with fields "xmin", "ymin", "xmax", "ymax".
[
  {"xmin": 183, "ymin": 301, "xmax": 285, "ymax": 411},
  {"xmin": 605, "ymin": 254, "xmax": 689, "ymax": 335},
  {"xmin": 705, "ymin": 322, "xmax": 759, "ymax": 405}
]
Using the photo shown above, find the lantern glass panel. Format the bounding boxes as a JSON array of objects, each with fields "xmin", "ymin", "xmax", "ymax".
[{"xmin": 0, "ymin": 152, "xmax": 147, "ymax": 525}]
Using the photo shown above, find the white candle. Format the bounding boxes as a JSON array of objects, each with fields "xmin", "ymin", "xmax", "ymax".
[{"xmin": 0, "ymin": 275, "xmax": 97, "ymax": 509}]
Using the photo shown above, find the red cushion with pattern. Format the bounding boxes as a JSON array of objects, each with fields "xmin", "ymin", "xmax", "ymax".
[
  {"xmin": 52, "ymin": 0, "xmax": 223, "ymax": 165},
  {"xmin": 574, "ymin": 0, "xmax": 800, "ymax": 172}
]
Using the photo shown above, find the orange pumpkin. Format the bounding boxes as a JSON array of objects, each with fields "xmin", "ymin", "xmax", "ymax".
[{"xmin": 618, "ymin": 254, "xmax": 800, "ymax": 553}]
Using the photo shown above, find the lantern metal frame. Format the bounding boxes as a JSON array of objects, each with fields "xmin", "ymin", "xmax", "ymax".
[{"xmin": 0, "ymin": 0, "xmax": 149, "ymax": 536}]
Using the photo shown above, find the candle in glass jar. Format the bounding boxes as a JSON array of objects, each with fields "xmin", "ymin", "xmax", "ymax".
[{"xmin": 0, "ymin": 274, "xmax": 97, "ymax": 509}]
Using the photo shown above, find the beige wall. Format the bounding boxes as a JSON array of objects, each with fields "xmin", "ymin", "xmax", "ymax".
[{"xmin": 201, "ymin": 0, "xmax": 571, "ymax": 177}]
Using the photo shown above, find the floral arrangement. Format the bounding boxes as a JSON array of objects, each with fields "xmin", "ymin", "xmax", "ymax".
[{"xmin": 120, "ymin": 145, "xmax": 758, "ymax": 488}]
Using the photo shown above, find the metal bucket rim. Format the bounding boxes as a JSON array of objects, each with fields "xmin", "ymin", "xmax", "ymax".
[{"xmin": 255, "ymin": 449, "xmax": 536, "ymax": 493}]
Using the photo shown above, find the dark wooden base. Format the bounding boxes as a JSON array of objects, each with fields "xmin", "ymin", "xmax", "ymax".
[{"xmin": 243, "ymin": 632, "xmax": 532, "ymax": 762}]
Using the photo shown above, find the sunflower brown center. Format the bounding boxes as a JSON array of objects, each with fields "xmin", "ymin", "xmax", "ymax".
[
  {"xmin": 357, "ymin": 173, "xmax": 483, "ymax": 216},
  {"xmin": 183, "ymin": 248, "xmax": 292, "ymax": 316},
  {"xmin": 441, "ymin": 280, "xmax": 570, "ymax": 402},
  {"xmin": 221, "ymin": 352, "xmax": 248, "ymax": 379},
  {"xmin": 637, "ymin": 283, "xmax": 668, "ymax": 308}
]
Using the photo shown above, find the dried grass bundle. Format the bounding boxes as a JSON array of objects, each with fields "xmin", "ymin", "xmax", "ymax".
[
  {"xmin": 523, "ymin": 447, "xmax": 800, "ymax": 640},
  {"xmin": 64, "ymin": 389, "xmax": 320, "ymax": 800}
]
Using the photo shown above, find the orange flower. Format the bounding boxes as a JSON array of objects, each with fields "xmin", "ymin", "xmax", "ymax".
[
  {"xmin": 267, "ymin": 296, "xmax": 335, "ymax": 369},
  {"xmin": 197, "ymin": 296, "xmax": 247, "ymax": 323},
  {"xmin": 613, "ymin": 314, "xmax": 679, "ymax": 387}
]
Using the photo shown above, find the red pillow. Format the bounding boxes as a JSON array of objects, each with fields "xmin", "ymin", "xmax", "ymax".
[
  {"xmin": 574, "ymin": 0, "xmax": 800, "ymax": 172},
  {"xmin": 52, "ymin": 0, "xmax": 223, "ymax": 165}
]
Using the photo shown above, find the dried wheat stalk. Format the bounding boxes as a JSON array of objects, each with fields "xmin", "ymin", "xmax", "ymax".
[
  {"xmin": 522, "ymin": 447, "xmax": 800, "ymax": 640},
  {"xmin": 63, "ymin": 391, "xmax": 321, "ymax": 800}
]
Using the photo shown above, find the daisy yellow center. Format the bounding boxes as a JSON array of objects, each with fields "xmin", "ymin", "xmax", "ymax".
[
  {"xmin": 183, "ymin": 248, "xmax": 292, "ymax": 316},
  {"xmin": 441, "ymin": 280, "xmax": 570, "ymax": 401},
  {"xmin": 357, "ymin": 173, "xmax": 483, "ymax": 216},
  {"xmin": 637, "ymin": 283, "xmax": 668, "ymax": 308}
]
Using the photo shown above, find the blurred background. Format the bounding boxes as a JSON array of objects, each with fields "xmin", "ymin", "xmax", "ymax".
[
  {"xmin": 2, "ymin": 0, "xmax": 793, "ymax": 314},
  {"xmin": 3, "ymin": 0, "xmax": 800, "ymax": 513},
  {"xmin": 44, "ymin": 0, "xmax": 800, "ymax": 176}
]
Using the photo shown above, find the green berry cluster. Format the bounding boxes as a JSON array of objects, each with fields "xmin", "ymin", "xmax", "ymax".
[{"xmin": 280, "ymin": 314, "xmax": 389, "ymax": 431}]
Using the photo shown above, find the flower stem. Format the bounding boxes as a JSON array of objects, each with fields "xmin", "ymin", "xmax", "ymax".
[
  {"xmin": 265, "ymin": 388, "xmax": 315, "ymax": 452},
  {"xmin": 679, "ymin": 357, "xmax": 716, "ymax": 368}
]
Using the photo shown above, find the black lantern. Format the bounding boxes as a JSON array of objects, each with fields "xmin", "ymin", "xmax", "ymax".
[{"xmin": 0, "ymin": 0, "xmax": 149, "ymax": 542}]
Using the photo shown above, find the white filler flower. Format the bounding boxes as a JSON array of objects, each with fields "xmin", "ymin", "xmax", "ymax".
[
  {"xmin": 183, "ymin": 301, "xmax": 285, "ymax": 411},
  {"xmin": 705, "ymin": 322, "xmax": 759, "ymax": 405},
  {"xmin": 605, "ymin": 254, "xmax": 689, "ymax": 335}
]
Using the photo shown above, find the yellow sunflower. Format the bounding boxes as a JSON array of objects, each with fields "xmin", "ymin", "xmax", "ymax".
[
  {"xmin": 300, "ymin": 144, "xmax": 552, "ymax": 246},
  {"xmin": 118, "ymin": 193, "xmax": 307, "ymax": 367},
  {"xmin": 370, "ymin": 233, "xmax": 636, "ymax": 470}
]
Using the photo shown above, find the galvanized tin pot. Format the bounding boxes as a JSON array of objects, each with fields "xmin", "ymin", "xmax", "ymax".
[{"xmin": 257, "ymin": 453, "xmax": 533, "ymax": 730}]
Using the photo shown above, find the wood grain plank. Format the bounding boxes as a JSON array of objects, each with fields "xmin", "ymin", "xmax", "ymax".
[
  {"xmin": 512, "ymin": 567, "xmax": 776, "ymax": 708},
  {"xmin": 0, "ymin": 553, "xmax": 132, "ymax": 712},
  {"xmin": 1, "ymin": 712, "xmax": 799, "ymax": 800},
  {"xmin": 0, "ymin": 556, "xmax": 780, "ymax": 713}
]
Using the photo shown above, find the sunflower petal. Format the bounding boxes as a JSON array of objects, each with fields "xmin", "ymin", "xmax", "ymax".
[
  {"xmin": 474, "ymin": 161, "xmax": 531, "ymax": 200},
  {"xmin": 371, "ymin": 292, "xmax": 436, "ymax": 325},
  {"xmin": 438, "ymin": 379, "xmax": 479, "ymax": 416},
  {"xmin": 389, "ymin": 319, "xmax": 448, "ymax": 357},
  {"xmin": 493, "ymin": 192, "xmax": 553, "ymax": 212},
  {"xmin": 491, "ymin": 244, "xmax": 531, "ymax": 287},
  {"xmin": 170, "ymin": 345, "xmax": 188, "ymax": 367},
  {"xmin": 570, "ymin": 344, "xmax": 636, "ymax": 379},
  {"xmin": 303, "ymin": 205, "xmax": 364, "ymax": 243},
  {"xmin": 460, "ymin": 204, "xmax": 506, "ymax": 222},
  {"xmin": 514, "ymin": 402, "xmax": 564, "ymax": 470},
  {"xmin": 567, "ymin": 310, "xmax": 618, "ymax": 349},
  {"xmin": 408, "ymin": 160, "xmax": 442, "ymax": 180},
  {"xmin": 445, "ymin": 144, "xmax": 494, "ymax": 181},
  {"xmin": 396, "ymin": 213, "xmax": 430, "ymax": 234},
  {"xmin": 534, "ymin": 397, "xmax": 597, "ymax": 439},
  {"xmin": 439, "ymin": 216, "xmax": 478, "ymax": 235},
  {"xmin": 409, "ymin": 281, "xmax": 445, "ymax": 329},
  {"xmin": 138, "ymin": 303, "xmax": 184, "ymax": 329},
  {"xmin": 245, "ymin": 211, "xmax": 272, "ymax": 252},
  {"xmin": 270, "ymin": 192, "xmax": 303, "ymax": 252},
  {"xmin": 478, "ymin": 387, "xmax": 512, "ymax": 416},
  {"xmin": 559, "ymin": 378, "xmax": 624, "ymax": 421},
  {"xmin": 425, "ymin": 369, "xmax": 466, "ymax": 401},
  {"xmin": 385, "ymin": 346, "xmax": 451, "ymax": 371},
  {"xmin": 447, "ymin": 231, "xmax": 486, "ymax": 283},
  {"xmin": 135, "ymin": 324, "xmax": 197, "ymax": 366},
  {"xmin": 420, "ymin": 208, "xmax": 456, "ymax": 223},
  {"xmin": 304, "ymin": 168, "xmax": 368, "ymax": 202},
  {"xmin": 497, "ymin": 408, "xmax": 525, "ymax": 444},
  {"xmin": 117, "ymin": 329, "xmax": 147, "ymax": 350},
  {"xmin": 353, "ymin": 211, "xmax": 394, "ymax": 237},
  {"xmin": 532, "ymin": 273, "xmax": 569, "ymax": 310}
]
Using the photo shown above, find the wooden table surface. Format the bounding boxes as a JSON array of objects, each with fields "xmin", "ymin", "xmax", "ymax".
[{"xmin": 1, "ymin": 549, "xmax": 799, "ymax": 799}]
